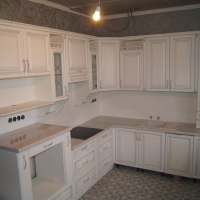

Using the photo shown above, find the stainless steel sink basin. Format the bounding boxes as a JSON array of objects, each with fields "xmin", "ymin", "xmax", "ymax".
[{"xmin": 139, "ymin": 120, "xmax": 167, "ymax": 129}]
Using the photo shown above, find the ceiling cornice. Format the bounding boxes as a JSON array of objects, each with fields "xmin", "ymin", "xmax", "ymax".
[{"xmin": 28, "ymin": 0, "xmax": 200, "ymax": 21}]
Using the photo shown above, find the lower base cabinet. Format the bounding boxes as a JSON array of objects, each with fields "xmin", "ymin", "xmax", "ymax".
[
  {"xmin": 116, "ymin": 128, "xmax": 165, "ymax": 172},
  {"xmin": 193, "ymin": 136, "xmax": 200, "ymax": 179},
  {"xmin": 165, "ymin": 133, "xmax": 193, "ymax": 177}
]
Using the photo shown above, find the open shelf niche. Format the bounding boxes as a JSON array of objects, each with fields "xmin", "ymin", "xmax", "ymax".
[{"xmin": 120, "ymin": 39, "xmax": 143, "ymax": 51}]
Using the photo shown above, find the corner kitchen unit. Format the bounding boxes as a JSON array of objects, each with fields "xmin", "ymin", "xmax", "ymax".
[{"xmin": 0, "ymin": 7, "xmax": 200, "ymax": 200}]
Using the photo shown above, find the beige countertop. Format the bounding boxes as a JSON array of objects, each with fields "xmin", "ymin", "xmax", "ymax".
[
  {"xmin": 71, "ymin": 116, "xmax": 200, "ymax": 150},
  {"xmin": 0, "ymin": 123, "xmax": 71, "ymax": 153}
]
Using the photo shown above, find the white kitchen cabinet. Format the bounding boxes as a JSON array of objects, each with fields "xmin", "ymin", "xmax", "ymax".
[
  {"xmin": 99, "ymin": 40, "xmax": 119, "ymax": 91},
  {"xmin": 169, "ymin": 35, "xmax": 195, "ymax": 92},
  {"xmin": 116, "ymin": 128, "xmax": 139, "ymax": 167},
  {"xmin": 146, "ymin": 37, "xmax": 169, "ymax": 91},
  {"xmin": 165, "ymin": 133, "xmax": 193, "ymax": 177},
  {"xmin": 139, "ymin": 130, "xmax": 165, "ymax": 172},
  {"xmin": 0, "ymin": 25, "xmax": 25, "ymax": 78},
  {"xmin": 120, "ymin": 50, "xmax": 143, "ymax": 90},
  {"xmin": 67, "ymin": 37, "xmax": 89, "ymax": 83},
  {"xmin": 24, "ymin": 29, "xmax": 50, "ymax": 76},
  {"xmin": 116, "ymin": 128, "xmax": 165, "ymax": 172},
  {"xmin": 193, "ymin": 136, "xmax": 200, "ymax": 179}
]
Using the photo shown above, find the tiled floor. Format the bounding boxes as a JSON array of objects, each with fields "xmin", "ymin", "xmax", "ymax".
[{"xmin": 79, "ymin": 165, "xmax": 200, "ymax": 200}]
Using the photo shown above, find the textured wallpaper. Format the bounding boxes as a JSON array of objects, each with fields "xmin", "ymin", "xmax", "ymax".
[
  {"xmin": 0, "ymin": 0, "xmax": 200, "ymax": 37},
  {"xmin": 0, "ymin": 0, "xmax": 98, "ymax": 36},
  {"xmin": 98, "ymin": 8, "xmax": 200, "ymax": 37}
]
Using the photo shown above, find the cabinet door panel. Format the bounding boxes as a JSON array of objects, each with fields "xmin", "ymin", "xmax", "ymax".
[
  {"xmin": 120, "ymin": 51, "xmax": 143, "ymax": 90},
  {"xmin": 116, "ymin": 128, "xmax": 138, "ymax": 167},
  {"xmin": 139, "ymin": 131, "xmax": 165, "ymax": 172},
  {"xmin": 170, "ymin": 35, "xmax": 195, "ymax": 92},
  {"xmin": 165, "ymin": 134, "xmax": 193, "ymax": 177},
  {"xmin": 25, "ymin": 29, "xmax": 50, "ymax": 75},
  {"xmin": 0, "ymin": 25, "xmax": 24, "ymax": 78},
  {"xmin": 193, "ymin": 136, "xmax": 200, "ymax": 178},
  {"xmin": 100, "ymin": 41, "xmax": 119, "ymax": 90},
  {"xmin": 146, "ymin": 37, "xmax": 169, "ymax": 91}
]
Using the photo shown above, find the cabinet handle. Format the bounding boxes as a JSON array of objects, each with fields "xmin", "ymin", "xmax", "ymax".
[
  {"xmin": 169, "ymin": 80, "xmax": 171, "ymax": 89},
  {"xmin": 23, "ymin": 155, "xmax": 27, "ymax": 170},
  {"xmin": 22, "ymin": 59, "xmax": 26, "ymax": 73},
  {"xmin": 67, "ymin": 135, "xmax": 70, "ymax": 146},
  {"xmin": 44, "ymin": 142, "xmax": 53, "ymax": 148},
  {"xmin": 84, "ymin": 177, "xmax": 89, "ymax": 183},
  {"xmin": 104, "ymin": 161, "xmax": 108, "ymax": 166},
  {"xmin": 166, "ymin": 79, "xmax": 168, "ymax": 89},
  {"xmin": 102, "ymin": 134, "xmax": 107, "ymax": 138},
  {"xmin": 103, "ymin": 146, "xmax": 108, "ymax": 150},
  {"xmin": 65, "ymin": 86, "xmax": 67, "ymax": 95},
  {"xmin": 26, "ymin": 60, "xmax": 30, "ymax": 72},
  {"xmin": 136, "ymin": 133, "xmax": 138, "ymax": 140},
  {"xmin": 120, "ymin": 80, "xmax": 123, "ymax": 88},
  {"xmin": 83, "ymin": 159, "xmax": 89, "ymax": 165},
  {"xmin": 81, "ymin": 145, "xmax": 87, "ymax": 151},
  {"xmin": 100, "ymin": 81, "xmax": 102, "ymax": 88}
]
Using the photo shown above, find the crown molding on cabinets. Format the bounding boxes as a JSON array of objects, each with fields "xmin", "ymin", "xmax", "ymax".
[{"xmin": 102, "ymin": 4, "xmax": 200, "ymax": 20}]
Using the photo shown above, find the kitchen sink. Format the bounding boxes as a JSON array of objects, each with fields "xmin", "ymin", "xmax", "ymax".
[{"xmin": 139, "ymin": 120, "xmax": 168, "ymax": 129}]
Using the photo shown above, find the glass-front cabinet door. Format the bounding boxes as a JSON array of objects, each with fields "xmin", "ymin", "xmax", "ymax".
[
  {"xmin": 90, "ymin": 52, "xmax": 99, "ymax": 93},
  {"xmin": 51, "ymin": 49, "xmax": 67, "ymax": 101}
]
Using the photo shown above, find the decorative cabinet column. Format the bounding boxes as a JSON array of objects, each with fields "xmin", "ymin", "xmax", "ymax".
[
  {"xmin": 169, "ymin": 35, "xmax": 195, "ymax": 92},
  {"xmin": 99, "ymin": 40, "xmax": 119, "ymax": 91},
  {"xmin": 193, "ymin": 136, "xmax": 200, "ymax": 179},
  {"xmin": 146, "ymin": 37, "xmax": 170, "ymax": 91}
]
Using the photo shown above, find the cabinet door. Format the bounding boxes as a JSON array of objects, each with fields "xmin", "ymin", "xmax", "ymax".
[
  {"xmin": 99, "ymin": 41, "xmax": 119, "ymax": 91},
  {"xmin": 116, "ymin": 128, "xmax": 139, "ymax": 167},
  {"xmin": 120, "ymin": 51, "xmax": 143, "ymax": 90},
  {"xmin": 139, "ymin": 130, "xmax": 165, "ymax": 172},
  {"xmin": 146, "ymin": 37, "xmax": 169, "ymax": 91},
  {"xmin": 0, "ymin": 25, "xmax": 25, "ymax": 78},
  {"xmin": 193, "ymin": 136, "xmax": 200, "ymax": 179},
  {"xmin": 170, "ymin": 35, "xmax": 195, "ymax": 92},
  {"xmin": 24, "ymin": 29, "xmax": 50, "ymax": 76},
  {"xmin": 165, "ymin": 133, "xmax": 193, "ymax": 177}
]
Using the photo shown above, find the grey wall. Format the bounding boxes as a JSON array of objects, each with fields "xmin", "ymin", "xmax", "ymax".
[
  {"xmin": 0, "ymin": 0, "xmax": 98, "ymax": 36},
  {"xmin": 98, "ymin": 8, "xmax": 200, "ymax": 37}
]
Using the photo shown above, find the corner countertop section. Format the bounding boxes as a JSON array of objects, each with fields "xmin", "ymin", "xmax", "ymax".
[
  {"xmin": 71, "ymin": 116, "xmax": 200, "ymax": 150},
  {"xmin": 0, "ymin": 123, "xmax": 71, "ymax": 153}
]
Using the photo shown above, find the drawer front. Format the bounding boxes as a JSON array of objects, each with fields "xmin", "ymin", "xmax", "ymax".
[
  {"xmin": 97, "ymin": 129, "xmax": 113, "ymax": 143},
  {"xmin": 97, "ymin": 137, "xmax": 113, "ymax": 159},
  {"xmin": 74, "ymin": 149, "xmax": 96, "ymax": 177},
  {"xmin": 75, "ymin": 166, "xmax": 96, "ymax": 195},
  {"xmin": 98, "ymin": 153, "xmax": 114, "ymax": 176},
  {"xmin": 73, "ymin": 140, "xmax": 95, "ymax": 159},
  {"xmin": 29, "ymin": 135, "xmax": 64, "ymax": 157},
  {"xmin": 57, "ymin": 186, "xmax": 73, "ymax": 200}
]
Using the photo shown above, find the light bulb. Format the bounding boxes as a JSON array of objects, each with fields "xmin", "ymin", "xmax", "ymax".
[{"xmin": 93, "ymin": 5, "xmax": 101, "ymax": 21}]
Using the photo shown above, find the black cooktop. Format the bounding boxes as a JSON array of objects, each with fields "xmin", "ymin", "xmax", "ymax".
[{"xmin": 71, "ymin": 126, "xmax": 103, "ymax": 140}]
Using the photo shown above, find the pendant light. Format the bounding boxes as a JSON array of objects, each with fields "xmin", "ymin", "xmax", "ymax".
[{"xmin": 93, "ymin": 0, "xmax": 101, "ymax": 21}]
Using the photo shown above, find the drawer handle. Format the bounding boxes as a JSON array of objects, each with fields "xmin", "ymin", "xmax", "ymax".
[
  {"xmin": 23, "ymin": 155, "xmax": 27, "ymax": 170},
  {"xmin": 84, "ymin": 177, "xmax": 89, "ymax": 183},
  {"xmin": 103, "ymin": 146, "xmax": 108, "ymax": 150},
  {"xmin": 83, "ymin": 159, "xmax": 89, "ymax": 165},
  {"xmin": 102, "ymin": 134, "xmax": 107, "ymax": 138},
  {"xmin": 44, "ymin": 142, "xmax": 53, "ymax": 148},
  {"xmin": 104, "ymin": 161, "xmax": 108, "ymax": 166},
  {"xmin": 81, "ymin": 145, "xmax": 87, "ymax": 151}
]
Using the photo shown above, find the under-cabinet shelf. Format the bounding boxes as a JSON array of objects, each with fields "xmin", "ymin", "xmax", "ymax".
[{"xmin": 0, "ymin": 100, "xmax": 53, "ymax": 116}]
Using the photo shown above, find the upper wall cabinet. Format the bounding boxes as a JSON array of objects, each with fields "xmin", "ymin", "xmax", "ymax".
[
  {"xmin": 24, "ymin": 29, "xmax": 50, "ymax": 76},
  {"xmin": 0, "ymin": 25, "xmax": 51, "ymax": 79},
  {"xmin": 0, "ymin": 25, "xmax": 25, "ymax": 78},
  {"xmin": 145, "ymin": 35, "xmax": 196, "ymax": 92},
  {"xmin": 99, "ymin": 40, "xmax": 119, "ymax": 91},
  {"xmin": 146, "ymin": 37, "xmax": 169, "ymax": 91},
  {"xmin": 67, "ymin": 37, "xmax": 89, "ymax": 83},
  {"xmin": 169, "ymin": 35, "xmax": 195, "ymax": 92},
  {"xmin": 120, "ymin": 51, "xmax": 143, "ymax": 90}
]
